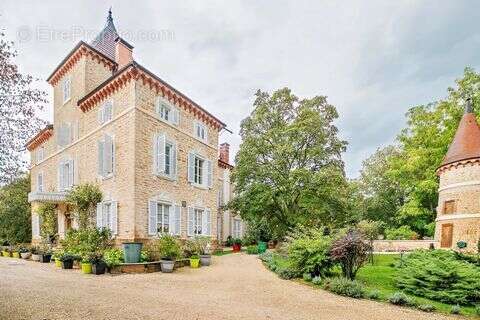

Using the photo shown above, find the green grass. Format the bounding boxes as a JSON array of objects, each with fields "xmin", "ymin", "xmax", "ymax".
[{"xmin": 357, "ymin": 254, "xmax": 478, "ymax": 317}]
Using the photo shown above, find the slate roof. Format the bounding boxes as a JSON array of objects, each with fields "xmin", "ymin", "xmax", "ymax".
[{"xmin": 90, "ymin": 9, "xmax": 119, "ymax": 61}]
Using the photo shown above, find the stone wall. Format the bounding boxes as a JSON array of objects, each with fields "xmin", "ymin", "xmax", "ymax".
[{"xmin": 373, "ymin": 240, "xmax": 438, "ymax": 252}]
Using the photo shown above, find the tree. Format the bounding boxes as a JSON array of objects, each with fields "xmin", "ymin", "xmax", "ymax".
[
  {"xmin": 357, "ymin": 219, "xmax": 383, "ymax": 263},
  {"xmin": 330, "ymin": 229, "xmax": 371, "ymax": 280},
  {"xmin": 0, "ymin": 174, "xmax": 31, "ymax": 244},
  {"xmin": 230, "ymin": 88, "xmax": 348, "ymax": 239},
  {"xmin": 0, "ymin": 32, "xmax": 47, "ymax": 184}
]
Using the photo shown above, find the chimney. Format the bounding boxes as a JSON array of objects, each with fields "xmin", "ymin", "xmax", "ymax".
[
  {"xmin": 115, "ymin": 37, "xmax": 133, "ymax": 68},
  {"xmin": 219, "ymin": 143, "xmax": 230, "ymax": 164}
]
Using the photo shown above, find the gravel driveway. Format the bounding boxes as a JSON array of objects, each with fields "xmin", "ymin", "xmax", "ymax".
[{"xmin": 0, "ymin": 254, "xmax": 458, "ymax": 320}]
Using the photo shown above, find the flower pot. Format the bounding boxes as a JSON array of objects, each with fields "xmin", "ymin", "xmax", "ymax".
[
  {"xmin": 31, "ymin": 254, "xmax": 40, "ymax": 261},
  {"xmin": 232, "ymin": 244, "xmax": 241, "ymax": 252},
  {"xmin": 20, "ymin": 252, "xmax": 31, "ymax": 259},
  {"xmin": 122, "ymin": 242, "xmax": 143, "ymax": 263},
  {"xmin": 189, "ymin": 258, "xmax": 200, "ymax": 268},
  {"xmin": 55, "ymin": 258, "xmax": 62, "ymax": 267},
  {"xmin": 81, "ymin": 263, "xmax": 92, "ymax": 274},
  {"xmin": 12, "ymin": 252, "xmax": 20, "ymax": 258},
  {"xmin": 200, "ymin": 255, "xmax": 211, "ymax": 266},
  {"xmin": 257, "ymin": 241, "xmax": 267, "ymax": 254},
  {"xmin": 2, "ymin": 251, "xmax": 11, "ymax": 257},
  {"xmin": 40, "ymin": 254, "xmax": 51, "ymax": 263},
  {"xmin": 160, "ymin": 260, "xmax": 175, "ymax": 273},
  {"xmin": 61, "ymin": 259, "xmax": 74, "ymax": 269},
  {"xmin": 92, "ymin": 261, "xmax": 106, "ymax": 275}
]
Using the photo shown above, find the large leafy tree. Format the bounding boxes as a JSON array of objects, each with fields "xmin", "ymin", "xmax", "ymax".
[
  {"xmin": 0, "ymin": 32, "xmax": 47, "ymax": 184},
  {"xmin": 0, "ymin": 174, "xmax": 31, "ymax": 244},
  {"xmin": 230, "ymin": 88, "xmax": 348, "ymax": 239}
]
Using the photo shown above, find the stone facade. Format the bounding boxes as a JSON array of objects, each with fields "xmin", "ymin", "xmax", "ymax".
[{"xmin": 26, "ymin": 14, "xmax": 244, "ymax": 246}]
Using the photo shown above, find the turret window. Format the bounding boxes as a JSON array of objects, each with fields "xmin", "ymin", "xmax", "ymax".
[{"xmin": 443, "ymin": 200, "xmax": 456, "ymax": 214}]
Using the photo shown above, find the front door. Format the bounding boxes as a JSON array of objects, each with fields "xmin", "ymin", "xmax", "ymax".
[{"xmin": 441, "ymin": 224, "xmax": 453, "ymax": 248}]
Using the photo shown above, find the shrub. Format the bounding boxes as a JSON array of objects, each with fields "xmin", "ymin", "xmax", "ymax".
[
  {"xmin": 323, "ymin": 277, "xmax": 365, "ymax": 298},
  {"xmin": 247, "ymin": 245, "xmax": 259, "ymax": 255},
  {"xmin": 259, "ymin": 251, "xmax": 273, "ymax": 263},
  {"xmin": 388, "ymin": 292, "xmax": 413, "ymax": 306},
  {"xmin": 66, "ymin": 184, "xmax": 102, "ymax": 230},
  {"xmin": 312, "ymin": 276, "xmax": 322, "ymax": 285},
  {"xmin": 366, "ymin": 290, "xmax": 380, "ymax": 300},
  {"xmin": 395, "ymin": 250, "xmax": 480, "ymax": 305},
  {"xmin": 60, "ymin": 227, "xmax": 112, "ymax": 261},
  {"xmin": 450, "ymin": 305, "xmax": 461, "ymax": 315},
  {"xmin": 37, "ymin": 203, "xmax": 57, "ymax": 242},
  {"xmin": 330, "ymin": 229, "xmax": 370, "ymax": 280},
  {"xmin": 276, "ymin": 266, "xmax": 299, "ymax": 280},
  {"xmin": 287, "ymin": 229, "xmax": 333, "ymax": 277},
  {"xmin": 417, "ymin": 304, "xmax": 435, "ymax": 313},
  {"xmin": 103, "ymin": 248, "xmax": 123, "ymax": 267},
  {"xmin": 385, "ymin": 225, "xmax": 418, "ymax": 240},
  {"xmin": 303, "ymin": 273, "xmax": 313, "ymax": 282},
  {"xmin": 156, "ymin": 234, "xmax": 181, "ymax": 260},
  {"xmin": 475, "ymin": 305, "xmax": 480, "ymax": 316}
]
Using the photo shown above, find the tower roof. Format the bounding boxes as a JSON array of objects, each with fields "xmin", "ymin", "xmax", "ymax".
[
  {"xmin": 90, "ymin": 9, "xmax": 119, "ymax": 60},
  {"xmin": 440, "ymin": 98, "xmax": 480, "ymax": 167}
]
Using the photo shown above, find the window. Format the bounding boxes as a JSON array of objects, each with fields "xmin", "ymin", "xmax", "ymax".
[
  {"xmin": 57, "ymin": 123, "xmax": 72, "ymax": 147},
  {"xmin": 148, "ymin": 201, "xmax": 181, "ymax": 236},
  {"xmin": 58, "ymin": 159, "xmax": 74, "ymax": 191},
  {"xmin": 153, "ymin": 133, "xmax": 177, "ymax": 179},
  {"xmin": 62, "ymin": 76, "xmax": 71, "ymax": 103},
  {"xmin": 36, "ymin": 147, "xmax": 45, "ymax": 164},
  {"xmin": 96, "ymin": 201, "xmax": 117, "ymax": 235},
  {"xmin": 156, "ymin": 98, "xmax": 179, "ymax": 125},
  {"xmin": 233, "ymin": 219, "xmax": 242, "ymax": 238},
  {"xmin": 187, "ymin": 207, "xmax": 211, "ymax": 236},
  {"xmin": 194, "ymin": 121, "xmax": 207, "ymax": 142},
  {"xmin": 188, "ymin": 152, "xmax": 213, "ymax": 188},
  {"xmin": 443, "ymin": 200, "xmax": 456, "ymax": 214},
  {"xmin": 37, "ymin": 172, "xmax": 43, "ymax": 192},
  {"xmin": 98, "ymin": 100, "xmax": 113, "ymax": 124},
  {"xmin": 98, "ymin": 134, "xmax": 115, "ymax": 178}
]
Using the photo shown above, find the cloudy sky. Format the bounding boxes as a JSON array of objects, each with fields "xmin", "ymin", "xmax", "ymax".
[{"xmin": 2, "ymin": 1, "xmax": 479, "ymax": 177}]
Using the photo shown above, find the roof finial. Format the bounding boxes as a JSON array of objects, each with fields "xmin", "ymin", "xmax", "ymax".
[
  {"xmin": 107, "ymin": 7, "xmax": 113, "ymax": 23},
  {"xmin": 465, "ymin": 97, "xmax": 474, "ymax": 114}
]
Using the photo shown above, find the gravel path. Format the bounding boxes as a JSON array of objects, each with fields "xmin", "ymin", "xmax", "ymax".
[{"xmin": 0, "ymin": 254, "xmax": 458, "ymax": 320}]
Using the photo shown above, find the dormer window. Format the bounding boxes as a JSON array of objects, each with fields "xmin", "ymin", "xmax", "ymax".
[
  {"xmin": 194, "ymin": 121, "xmax": 207, "ymax": 142},
  {"xmin": 62, "ymin": 76, "xmax": 71, "ymax": 103},
  {"xmin": 156, "ymin": 97, "xmax": 179, "ymax": 125}
]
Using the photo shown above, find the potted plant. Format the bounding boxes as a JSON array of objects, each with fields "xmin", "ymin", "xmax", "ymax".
[
  {"xmin": 232, "ymin": 238, "xmax": 242, "ymax": 252},
  {"xmin": 59, "ymin": 253, "xmax": 76, "ymax": 269},
  {"xmin": 157, "ymin": 234, "xmax": 181, "ymax": 273},
  {"xmin": 38, "ymin": 243, "xmax": 53, "ymax": 263},
  {"xmin": 103, "ymin": 248, "xmax": 123, "ymax": 274},
  {"xmin": 19, "ymin": 246, "xmax": 31, "ymax": 259},
  {"xmin": 81, "ymin": 256, "xmax": 93, "ymax": 274},
  {"xmin": 91, "ymin": 255, "xmax": 107, "ymax": 275},
  {"xmin": 1, "ymin": 248, "xmax": 11, "ymax": 257},
  {"xmin": 197, "ymin": 237, "xmax": 212, "ymax": 266},
  {"xmin": 31, "ymin": 246, "xmax": 41, "ymax": 261},
  {"xmin": 189, "ymin": 254, "xmax": 200, "ymax": 268},
  {"xmin": 12, "ymin": 245, "xmax": 21, "ymax": 258},
  {"xmin": 52, "ymin": 250, "xmax": 64, "ymax": 267}
]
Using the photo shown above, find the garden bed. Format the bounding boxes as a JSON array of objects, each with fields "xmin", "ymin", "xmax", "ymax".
[{"xmin": 110, "ymin": 259, "xmax": 190, "ymax": 274}]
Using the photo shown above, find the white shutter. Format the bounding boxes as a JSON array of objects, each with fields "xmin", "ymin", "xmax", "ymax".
[
  {"xmin": 98, "ymin": 140, "xmax": 104, "ymax": 176},
  {"xmin": 188, "ymin": 152, "xmax": 195, "ymax": 183},
  {"xmin": 206, "ymin": 160, "xmax": 213, "ymax": 188},
  {"xmin": 172, "ymin": 142, "xmax": 177, "ymax": 178},
  {"xmin": 37, "ymin": 173, "xmax": 43, "ymax": 192},
  {"xmin": 148, "ymin": 201, "xmax": 158, "ymax": 236},
  {"xmin": 203, "ymin": 209, "xmax": 211, "ymax": 235},
  {"xmin": 58, "ymin": 161, "xmax": 64, "ymax": 191},
  {"xmin": 152, "ymin": 133, "xmax": 158, "ymax": 174},
  {"xmin": 172, "ymin": 108, "xmax": 180, "ymax": 125},
  {"xmin": 155, "ymin": 97, "xmax": 161, "ymax": 115},
  {"xmin": 104, "ymin": 135, "xmax": 113, "ymax": 175},
  {"xmin": 187, "ymin": 207, "xmax": 194, "ymax": 236},
  {"xmin": 96, "ymin": 203, "xmax": 103, "ymax": 228},
  {"xmin": 105, "ymin": 100, "xmax": 113, "ymax": 121},
  {"xmin": 69, "ymin": 160, "xmax": 75, "ymax": 187},
  {"xmin": 157, "ymin": 134, "xmax": 166, "ymax": 174},
  {"xmin": 169, "ymin": 206, "xmax": 176, "ymax": 235},
  {"xmin": 174, "ymin": 205, "xmax": 181, "ymax": 235},
  {"xmin": 111, "ymin": 201, "xmax": 118, "ymax": 235},
  {"xmin": 98, "ymin": 106, "xmax": 104, "ymax": 124}
]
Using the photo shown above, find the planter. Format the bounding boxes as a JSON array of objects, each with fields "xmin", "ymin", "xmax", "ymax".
[
  {"xmin": 61, "ymin": 259, "xmax": 74, "ymax": 269},
  {"xmin": 2, "ymin": 251, "xmax": 11, "ymax": 257},
  {"xmin": 81, "ymin": 263, "xmax": 92, "ymax": 274},
  {"xmin": 160, "ymin": 260, "xmax": 175, "ymax": 273},
  {"xmin": 12, "ymin": 252, "xmax": 20, "ymax": 258},
  {"xmin": 55, "ymin": 258, "xmax": 62, "ymax": 267},
  {"xmin": 31, "ymin": 254, "xmax": 41, "ymax": 261},
  {"xmin": 20, "ymin": 252, "xmax": 31, "ymax": 259},
  {"xmin": 92, "ymin": 261, "xmax": 106, "ymax": 275},
  {"xmin": 189, "ymin": 258, "xmax": 200, "ymax": 268},
  {"xmin": 200, "ymin": 254, "xmax": 211, "ymax": 266},
  {"xmin": 122, "ymin": 242, "xmax": 143, "ymax": 263},
  {"xmin": 257, "ymin": 241, "xmax": 267, "ymax": 254},
  {"xmin": 39, "ymin": 254, "xmax": 52, "ymax": 263},
  {"xmin": 232, "ymin": 244, "xmax": 241, "ymax": 252}
]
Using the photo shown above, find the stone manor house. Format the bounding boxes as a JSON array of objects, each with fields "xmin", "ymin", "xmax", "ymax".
[{"xmin": 26, "ymin": 11, "xmax": 245, "ymax": 245}]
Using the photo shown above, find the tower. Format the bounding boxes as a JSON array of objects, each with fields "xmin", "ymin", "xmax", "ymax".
[{"xmin": 435, "ymin": 98, "xmax": 480, "ymax": 251}]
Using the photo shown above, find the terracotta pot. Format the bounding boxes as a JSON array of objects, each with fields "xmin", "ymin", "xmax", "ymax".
[{"xmin": 232, "ymin": 244, "xmax": 241, "ymax": 252}]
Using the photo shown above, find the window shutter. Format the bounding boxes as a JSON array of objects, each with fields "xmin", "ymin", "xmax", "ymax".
[
  {"xmin": 111, "ymin": 201, "xmax": 118, "ymax": 235},
  {"xmin": 206, "ymin": 160, "xmax": 213, "ymax": 188},
  {"xmin": 104, "ymin": 134, "xmax": 113, "ymax": 175},
  {"xmin": 172, "ymin": 108, "xmax": 180, "ymax": 125},
  {"xmin": 187, "ymin": 207, "xmax": 194, "ymax": 236},
  {"xmin": 58, "ymin": 161, "xmax": 64, "ymax": 191},
  {"xmin": 152, "ymin": 133, "xmax": 158, "ymax": 174},
  {"xmin": 155, "ymin": 97, "xmax": 161, "ymax": 115},
  {"xmin": 157, "ymin": 134, "xmax": 166, "ymax": 174},
  {"xmin": 98, "ymin": 106, "xmax": 104, "ymax": 124},
  {"xmin": 69, "ymin": 160, "xmax": 75, "ymax": 187},
  {"xmin": 96, "ymin": 203, "xmax": 103, "ymax": 228},
  {"xmin": 174, "ymin": 205, "xmax": 181, "ymax": 235},
  {"xmin": 105, "ymin": 100, "xmax": 113, "ymax": 121},
  {"xmin": 37, "ymin": 174, "xmax": 43, "ymax": 192},
  {"xmin": 188, "ymin": 152, "xmax": 195, "ymax": 183},
  {"xmin": 148, "ymin": 201, "xmax": 157, "ymax": 236},
  {"xmin": 172, "ymin": 142, "xmax": 177, "ymax": 178},
  {"xmin": 98, "ymin": 140, "xmax": 104, "ymax": 176},
  {"xmin": 203, "ymin": 209, "xmax": 211, "ymax": 235}
]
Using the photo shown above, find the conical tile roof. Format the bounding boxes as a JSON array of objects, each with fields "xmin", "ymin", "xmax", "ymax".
[
  {"xmin": 440, "ymin": 99, "xmax": 480, "ymax": 167},
  {"xmin": 91, "ymin": 9, "xmax": 119, "ymax": 61}
]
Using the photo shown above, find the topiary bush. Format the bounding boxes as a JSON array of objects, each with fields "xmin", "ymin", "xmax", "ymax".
[
  {"xmin": 323, "ymin": 277, "xmax": 365, "ymax": 298},
  {"xmin": 395, "ymin": 250, "xmax": 480, "ymax": 305}
]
